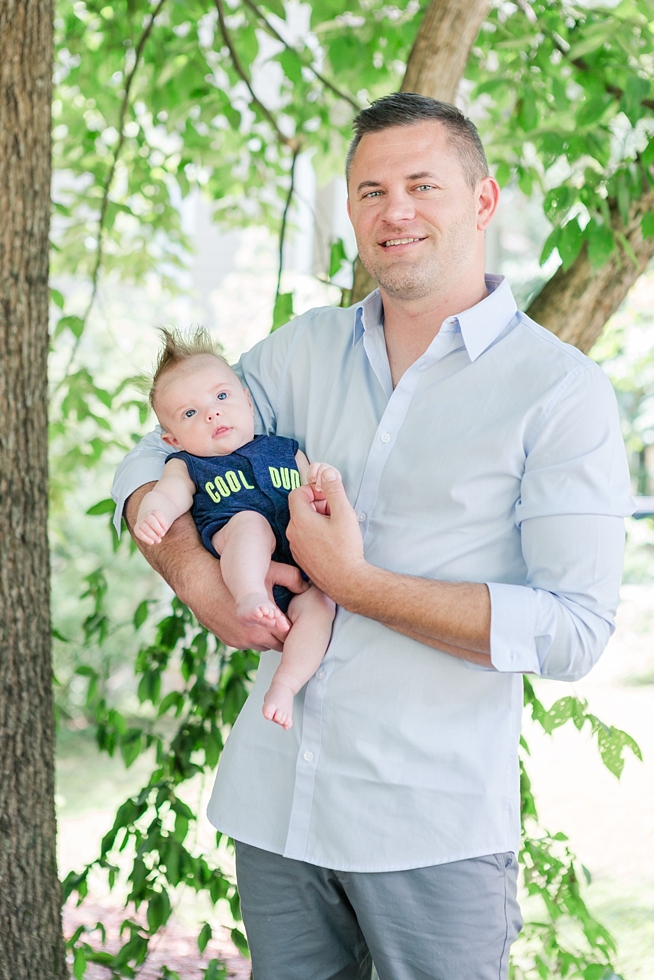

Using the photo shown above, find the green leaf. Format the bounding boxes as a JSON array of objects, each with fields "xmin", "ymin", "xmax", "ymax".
[
  {"xmin": 620, "ymin": 74, "xmax": 650, "ymax": 125},
  {"xmin": 50, "ymin": 287, "xmax": 65, "ymax": 309},
  {"xmin": 230, "ymin": 927, "xmax": 249, "ymax": 957},
  {"xmin": 86, "ymin": 497, "xmax": 115, "ymax": 515},
  {"xmin": 586, "ymin": 221, "xmax": 615, "ymax": 270},
  {"xmin": 641, "ymin": 212, "xmax": 654, "ymax": 239},
  {"xmin": 73, "ymin": 945, "xmax": 87, "ymax": 980},
  {"xmin": 558, "ymin": 219, "xmax": 584, "ymax": 272},
  {"xmin": 204, "ymin": 960, "xmax": 228, "ymax": 980},
  {"xmin": 198, "ymin": 922, "xmax": 212, "ymax": 953},
  {"xmin": 517, "ymin": 88, "xmax": 538, "ymax": 132},
  {"xmin": 540, "ymin": 226, "xmax": 560, "ymax": 266},
  {"xmin": 119, "ymin": 730, "xmax": 143, "ymax": 769},
  {"xmin": 576, "ymin": 94, "xmax": 612, "ymax": 128},
  {"xmin": 147, "ymin": 888, "xmax": 172, "ymax": 932},
  {"xmin": 133, "ymin": 600, "xmax": 151, "ymax": 629},
  {"xmin": 277, "ymin": 48, "xmax": 303, "ymax": 86},
  {"xmin": 52, "ymin": 627, "xmax": 70, "ymax": 642},
  {"xmin": 329, "ymin": 237, "xmax": 348, "ymax": 278},
  {"xmin": 272, "ymin": 291, "xmax": 294, "ymax": 332},
  {"xmin": 494, "ymin": 161, "xmax": 511, "ymax": 188},
  {"xmin": 596, "ymin": 725, "xmax": 642, "ymax": 778},
  {"xmin": 54, "ymin": 314, "xmax": 85, "ymax": 339}
]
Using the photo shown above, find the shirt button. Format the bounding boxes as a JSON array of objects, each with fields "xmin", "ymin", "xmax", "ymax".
[
  {"xmin": 316, "ymin": 669, "xmax": 325, "ymax": 680},
  {"xmin": 357, "ymin": 512, "xmax": 366, "ymax": 523},
  {"xmin": 380, "ymin": 432, "xmax": 391, "ymax": 443},
  {"xmin": 303, "ymin": 751, "xmax": 314, "ymax": 762}
]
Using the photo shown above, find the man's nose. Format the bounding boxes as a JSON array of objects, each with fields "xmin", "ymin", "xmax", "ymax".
[{"xmin": 381, "ymin": 190, "xmax": 416, "ymax": 223}]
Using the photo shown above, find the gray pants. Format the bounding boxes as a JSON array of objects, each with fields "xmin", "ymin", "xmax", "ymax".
[{"xmin": 235, "ymin": 841, "xmax": 523, "ymax": 980}]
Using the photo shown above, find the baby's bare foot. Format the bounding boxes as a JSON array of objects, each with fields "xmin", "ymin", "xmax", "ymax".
[
  {"xmin": 236, "ymin": 593, "xmax": 288, "ymax": 630},
  {"xmin": 262, "ymin": 681, "xmax": 295, "ymax": 730}
]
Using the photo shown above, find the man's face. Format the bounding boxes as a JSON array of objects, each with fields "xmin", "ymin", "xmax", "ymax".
[
  {"xmin": 347, "ymin": 121, "xmax": 487, "ymax": 302},
  {"xmin": 156, "ymin": 355, "xmax": 255, "ymax": 457}
]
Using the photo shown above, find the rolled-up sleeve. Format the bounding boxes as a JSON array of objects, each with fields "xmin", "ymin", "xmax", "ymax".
[{"xmin": 488, "ymin": 363, "xmax": 633, "ymax": 680}]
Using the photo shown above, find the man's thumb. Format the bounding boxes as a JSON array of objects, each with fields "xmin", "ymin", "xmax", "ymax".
[{"xmin": 320, "ymin": 467, "xmax": 344, "ymax": 494}]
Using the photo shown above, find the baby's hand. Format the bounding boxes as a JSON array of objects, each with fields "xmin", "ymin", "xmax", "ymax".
[
  {"xmin": 306, "ymin": 462, "xmax": 341, "ymax": 495},
  {"xmin": 134, "ymin": 511, "xmax": 171, "ymax": 546}
]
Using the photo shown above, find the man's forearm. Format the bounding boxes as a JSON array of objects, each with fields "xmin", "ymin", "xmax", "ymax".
[
  {"xmin": 334, "ymin": 563, "xmax": 492, "ymax": 665},
  {"xmin": 125, "ymin": 485, "xmax": 301, "ymax": 652}
]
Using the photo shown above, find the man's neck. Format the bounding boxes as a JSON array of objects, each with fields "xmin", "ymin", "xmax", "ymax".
[{"xmin": 381, "ymin": 274, "xmax": 489, "ymax": 388}]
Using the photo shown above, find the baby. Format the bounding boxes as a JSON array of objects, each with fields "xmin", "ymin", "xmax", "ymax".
[{"xmin": 134, "ymin": 329, "xmax": 336, "ymax": 729}]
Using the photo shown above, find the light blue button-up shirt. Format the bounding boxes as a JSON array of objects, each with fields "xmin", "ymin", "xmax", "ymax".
[{"xmin": 112, "ymin": 276, "xmax": 632, "ymax": 871}]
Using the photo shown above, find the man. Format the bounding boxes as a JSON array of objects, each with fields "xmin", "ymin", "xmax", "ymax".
[{"xmin": 113, "ymin": 94, "xmax": 632, "ymax": 979}]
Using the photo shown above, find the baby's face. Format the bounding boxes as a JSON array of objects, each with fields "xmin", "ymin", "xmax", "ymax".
[{"xmin": 155, "ymin": 355, "xmax": 255, "ymax": 457}]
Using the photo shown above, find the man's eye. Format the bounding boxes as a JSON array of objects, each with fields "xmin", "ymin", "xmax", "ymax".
[
  {"xmin": 217, "ymin": 392, "xmax": 228, "ymax": 400},
  {"xmin": 184, "ymin": 409, "xmax": 196, "ymax": 418},
  {"xmin": 364, "ymin": 190, "xmax": 382, "ymax": 198},
  {"xmin": 416, "ymin": 184, "xmax": 434, "ymax": 191}
]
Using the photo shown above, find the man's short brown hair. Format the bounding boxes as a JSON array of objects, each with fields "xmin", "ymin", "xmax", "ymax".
[{"xmin": 346, "ymin": 92, "xmax": 489, "ymax": 190}]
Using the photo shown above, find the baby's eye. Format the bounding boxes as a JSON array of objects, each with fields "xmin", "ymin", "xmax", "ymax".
[
  {"xmin": 217, "ymin": 392, "xmax": 228, "ymax": 400},
  {"xmin": 184, "ymin": 409, "xmax": 196, "ymax": 418}
]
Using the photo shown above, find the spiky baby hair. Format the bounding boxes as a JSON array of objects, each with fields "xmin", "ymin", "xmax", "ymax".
[{"xmin": 150, "ymin": 326, "xmax": 226, "ymax": 411}]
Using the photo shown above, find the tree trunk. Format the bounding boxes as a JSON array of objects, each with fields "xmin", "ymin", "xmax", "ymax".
[
  {"xmin": 351, "ymin": 0, "xmax": 492, "ymax": 303},
  {"xmin": 526, "ymin": 186, "xmax": 654, "ymax": 353},
  {"xmin": 0, "ymin": 3, "xmax": 66, "ymax": 978}
]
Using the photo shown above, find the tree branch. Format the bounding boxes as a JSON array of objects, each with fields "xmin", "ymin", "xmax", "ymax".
[
  {"xmin": 276, "ymin": 147, "xmax": 300, "ymax": 299},
  {"xmin": 213, "ymin": 0, "xmax": 301, "ymax": 150},
  {"xmin": 240, "ymin": 0, "xmax": 361, "ymax": 111},
  {"xmin": 526, "ymin": 178, "xmax": 654, "ymax": 353},
  {"xmin": 58, "ymin": 0, "xmax": 169, "ymax": 384}
]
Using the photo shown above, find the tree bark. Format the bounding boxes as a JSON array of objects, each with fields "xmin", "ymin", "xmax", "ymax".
[
  {"xmin": 351, "ymin": 0, "xmax": 492, "ymax": 302},
  {"xmin": 0, "ymin": 3, "xmax": 66, "ymax": 978},
  {"xmin": 526, "ymin": 186, "xmax": 654, "ymax": 353}
]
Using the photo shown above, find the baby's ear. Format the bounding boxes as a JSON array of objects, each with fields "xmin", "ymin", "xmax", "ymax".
[
  {"xmin": 161, "ymin": 431, "xmax": 180, "ymax": 448},
  {"xmin": 245, "ymin": 387, "xmax": 255, "ymax": 415}
]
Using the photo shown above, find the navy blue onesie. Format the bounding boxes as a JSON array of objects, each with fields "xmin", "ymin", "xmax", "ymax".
[{"xmin": 168, "ymin": 435, "xmax": 301, "ymax": 613}]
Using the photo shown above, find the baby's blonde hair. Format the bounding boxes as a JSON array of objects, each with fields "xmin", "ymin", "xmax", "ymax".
[{"xmin": 150, "ymin": 326, "xmax": 226, "ymax": 410}]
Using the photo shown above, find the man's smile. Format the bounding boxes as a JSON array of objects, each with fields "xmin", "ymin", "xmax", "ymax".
[{"xmin": 380, "ymin": 236, "xmax": 427, "ymax": 248}]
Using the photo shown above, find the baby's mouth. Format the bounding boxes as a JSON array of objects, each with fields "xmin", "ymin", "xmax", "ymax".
[{"xmin": 213, "ymin": 425, "xmax": 230, "ymax": 438}]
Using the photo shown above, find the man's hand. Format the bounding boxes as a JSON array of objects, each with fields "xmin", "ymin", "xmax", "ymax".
[
  {"xmin": 126, "ymin": 484, "xmax": 306, "ymax": 652},
  {"xmin": 287, "ymin": 467, "xmax": 366, "ymax": 603},
  {"xmin": 287, "ymin": 470, "xmax": 492, "ymax": 664}
]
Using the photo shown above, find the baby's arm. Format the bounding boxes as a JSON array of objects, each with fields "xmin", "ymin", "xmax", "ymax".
[{"xmin": 134, "ymin": 458, "xmax": 196, "ymax": 545}]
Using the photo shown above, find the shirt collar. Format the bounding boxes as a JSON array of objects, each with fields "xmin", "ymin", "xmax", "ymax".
[{"xmin": 352, "ymin": 275, "xmax": 518, "ymax": 362}]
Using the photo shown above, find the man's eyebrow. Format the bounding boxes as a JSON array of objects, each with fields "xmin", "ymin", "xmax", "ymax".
[
  {"xmin": 356, "ymin": 171, "xmax": 442, "ymax": 193},
  {"xmin": 356, "ymin": 180, "xmax": 382, "ymax": 193}
]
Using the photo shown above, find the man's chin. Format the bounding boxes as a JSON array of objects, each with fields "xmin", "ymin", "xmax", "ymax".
[{"xmin": 372, "ymin": 270, "xmax": 436, "ymax": 302}]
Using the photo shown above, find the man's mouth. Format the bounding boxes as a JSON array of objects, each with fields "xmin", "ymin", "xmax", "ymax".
[{"xmin": 381, "ymin": 237, "xmax": 425, "ymax": 247}]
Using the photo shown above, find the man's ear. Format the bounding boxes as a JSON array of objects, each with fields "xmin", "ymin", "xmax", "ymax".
[
  {"xmin": 161, "ymin": 431, "xmax": 181, "ymax": 448},
  {"xmin": 476, "ymin": 176, "xmax": 500, "ymax": 232}
]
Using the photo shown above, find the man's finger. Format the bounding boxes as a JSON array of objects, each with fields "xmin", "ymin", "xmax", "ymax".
[{"xmin": 314, "ymin": 467, "xmax": 347, "ymax": 509}]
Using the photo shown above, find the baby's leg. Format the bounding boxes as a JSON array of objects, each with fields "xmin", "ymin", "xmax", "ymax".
[
  {"xmin": 212, "ymin": 512, "xmax": 287, "ymax": 631},
  {"xmin": 263, "ymin": 586, "xmax": 336, "ymax": 729}
]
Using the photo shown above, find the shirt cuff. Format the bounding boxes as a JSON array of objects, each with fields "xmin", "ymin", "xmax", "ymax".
[{"xmin": 487, "ymin": 581, "xmax": 541, "ymax": 674}]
